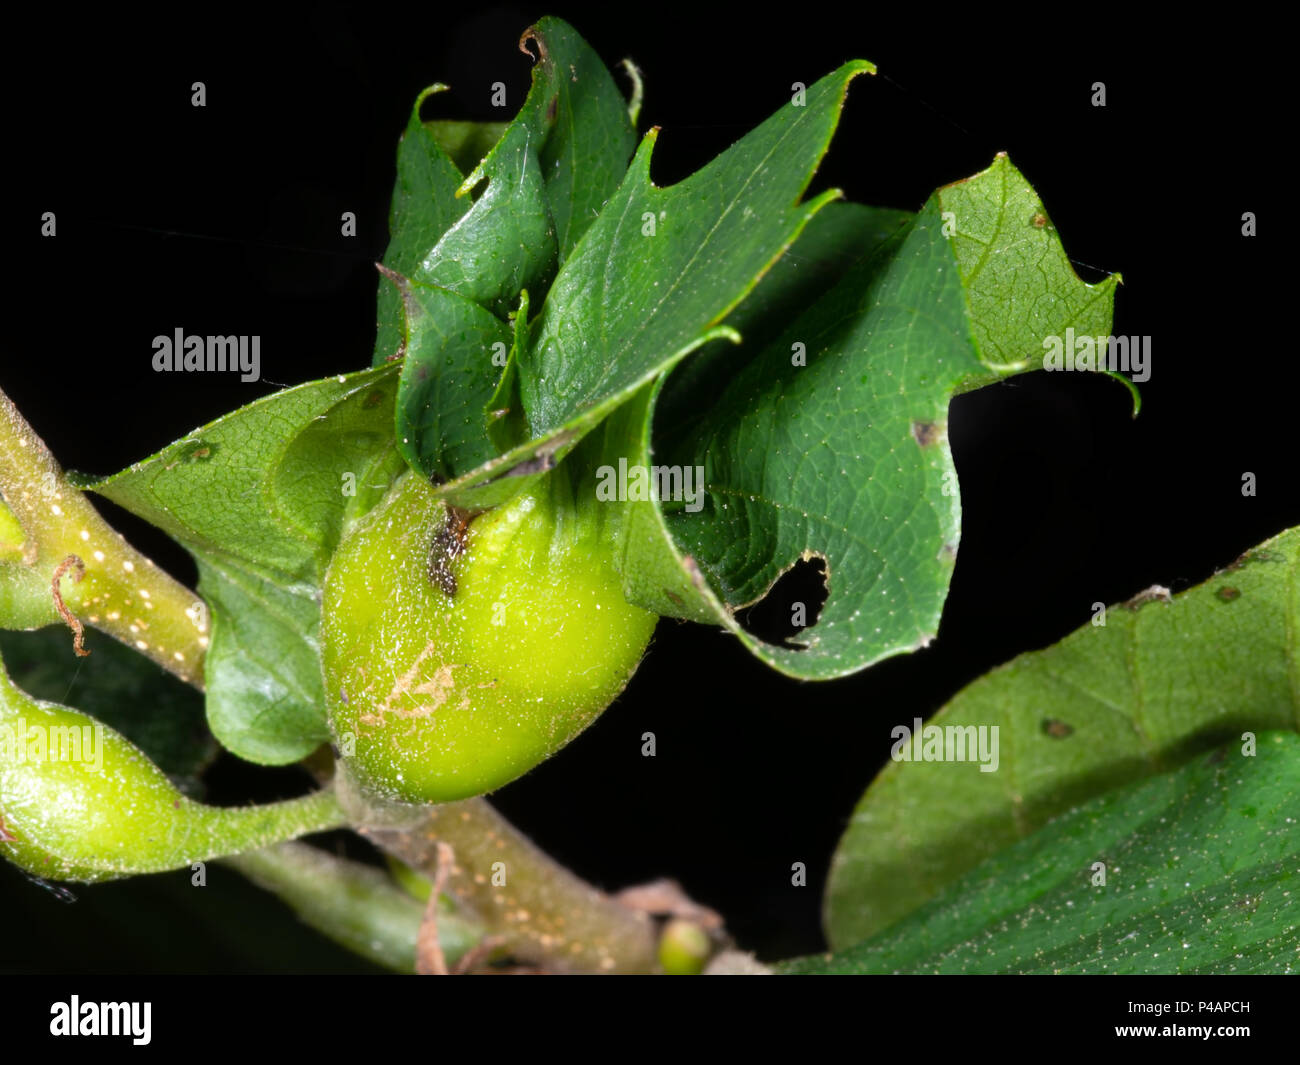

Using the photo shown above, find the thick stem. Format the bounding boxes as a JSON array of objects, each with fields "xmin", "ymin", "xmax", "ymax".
[
  {"xmin": 225, "ymin": 841, "xmax": 483, "ymax": 973},
  {"xmin": 362, "ymin": 799, "xmax": 659, "ymax": 974},
  {"xmin": 0, "ymin": 389, "xmax": 207, "ymax": 684}
]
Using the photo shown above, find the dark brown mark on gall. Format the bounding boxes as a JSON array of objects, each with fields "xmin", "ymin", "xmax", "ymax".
[{"xmin": 429, "ymin": 506, "xmax": 477, "ymax": 597}]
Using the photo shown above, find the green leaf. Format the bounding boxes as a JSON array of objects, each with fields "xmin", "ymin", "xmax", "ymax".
[
  {"xmin": 412, "ymin": 100, "xmax": 554, "ymax": 319},
  {"xmin": 390, "ymin": 17, "xmax": 637, "ymax": 480},
  {"xmin": 521, "ymin": 61, "xmax": 871, "ymax": 438},
  {"xmin": 825, "ymin": 526, "xmax": 1300, "ymax": 949},
  {"xmin": 783, "ymin": 731, "xmax": 1300, "ymax": 974},
  {"xmin": 522, "ymin": 18, "xmax": 639, "ymax": 265},
  {"xmin": 194, "ymin": 558, "xmax": 330, "ymax": 764},
  {"xmin": 373, "ymin": 85, "xmax": 470, "ymax": 366},
  {"xmin": 425, "ymin": 61, "xmax": 870, "ymax": 511},
  {"xmin": 391, "ymin": 277, "xmax": 514, "ymax": 483},
  {"xmin": 74, "ymin": 367, "xmax": 401, "ymax": 764},
  {"xmin": 600, "ymin": 202, "xmax": 918, "ymax": 625},
  {"xmin": 0, "ymin": 627, "xmax": 215, "ymax": 794},
  {"xmin": 636, "ymin": 154, "xmax": 1119, "ymax": 679},
  {"xmin": 655, "ymin": 201, "xmax": 914, "ymax": 436}
]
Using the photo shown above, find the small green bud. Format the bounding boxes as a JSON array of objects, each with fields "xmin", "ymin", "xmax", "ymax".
[{"xmin": 658, "ymin": 918, "xmax": 712, "ymax": 975}]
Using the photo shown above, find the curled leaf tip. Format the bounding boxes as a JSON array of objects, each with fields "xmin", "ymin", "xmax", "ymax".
[
  {"xmin": 519, "ymin": 27, "xmax": 547, "ymax": 63},
  {"xmin": 413, "ymin": 84, "xmax": 450, "ymax": 113},
  {"xmin": 620, "ymin": 58, "xmax": 644, "ymax": 126}
]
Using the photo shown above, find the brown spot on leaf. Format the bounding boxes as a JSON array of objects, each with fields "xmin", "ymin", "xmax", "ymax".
[
  {"xmin": 1042, "ymin": 718, "xmax": 1074, "ymax": 738},
  {"xmin": 911, "ymin": 420, "xmax": 943, "ymax": 448},
  {"xmin": 1032, "ymin": 213, "xmax": 1047, "ymax": 228},
  {"xmin": 1216, "ymin": 586, "xmax": 1241, "ymax": 602}
]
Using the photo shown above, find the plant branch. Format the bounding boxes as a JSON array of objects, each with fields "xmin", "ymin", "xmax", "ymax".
[
  {"xmin": 0, "ymin": 388, "xmax": 207, "ymax": 684},
  {"xmin": 4, "ymin": 386, "xmax": 660, "ymax": 973},
  {"xmin": 361, "ymin": 799, "xmax": 659, "ymax": 973},
  {"xmin": 225, "ymin": 840, "xmax": 484, "ymax": 973}
]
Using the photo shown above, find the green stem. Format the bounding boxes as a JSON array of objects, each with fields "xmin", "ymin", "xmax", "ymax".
[
  {"xmin": 361, "ymin": 798, "xmax": 659, "ymax": 973},
  {"xmin": 225, "ymin": 841, "xmax": 484, "ymax": 972},
  {"xmin": 0, "ymin": 388, "xmax": 208, "ymax": 685}
]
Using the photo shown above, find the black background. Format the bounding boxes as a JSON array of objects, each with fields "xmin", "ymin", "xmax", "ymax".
[{"xmin": 1, "ymin": 2, "xmax": 1292, "ymax": 972}]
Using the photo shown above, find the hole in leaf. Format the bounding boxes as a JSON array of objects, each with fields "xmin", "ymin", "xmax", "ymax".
[{"xmin": 735, "ymin": 556, "xmax": 828, "ymax": 649}]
